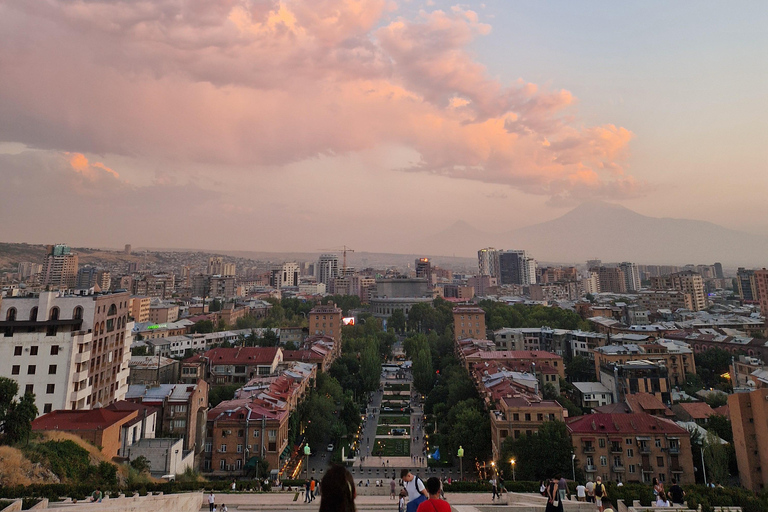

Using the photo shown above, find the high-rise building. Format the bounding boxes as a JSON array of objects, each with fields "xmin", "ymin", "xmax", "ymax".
[
  {"xmin": 281, "ymin": 262, "xmax": 299, "ymax": 287},
  {"xmin": 592, "ymin": 266, "xmax": 627, "ymax": 294},
  {"xmin": 499, "ymin": 250, "xmax": 536, "ymax": 285},
  {"xmin": 738, "ymin": 268, "xmax": 758, "ymax": 302},
  {"xmin": 317, "ymin": 254, "xmax": 339, "ymax": 286},
  {"xmin": 207, "ymin": 257, "xmax": 235, "ymax": 276},
  {"xmin": 729, "ymin": 388, "xmax": 768, "ymax": 491},
  {"xmin": 478, "ymin": 248, "xmax": 501, "ymax": 279},
  {"xmin": 41, "ymin": 244, "xmax": 79, "ymax": 288},
  {"xmin": 0, "ymin": 290, "xmax": 133, "ymax": 413},
  {"xmin": 76, "ymin": 266, "xmax": 99, "ymax": 289},
  {"xmin": 18, "ymin": 262, "xmax": 42, "ymax": 280},
  {"xmin": 713, "ymin": 262, "xmax": 724, "ymax": 279},
  {"xmin": 415, "ymin": 258, "xmax": 433, "ymax": 284},
  {"xmin": 619, "ymin": 262, "xmax": 641, "ymax": 292},
  {"xmin": 124, "ymin": 244, "xmax": 132, "ymax": 255},
  {"xmin": 651, "ymin": 271, "xmax": 707, "ymax": 311},
  {"xmin": 755, "ymin": 269, "xmax": 768, "ymax": 317},
  {"xmin": 586, "ymin": 259, "xmax": 602, "ymax": 270}
]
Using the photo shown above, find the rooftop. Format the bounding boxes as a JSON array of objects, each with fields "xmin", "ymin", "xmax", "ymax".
[
  {"xmin": 32, "ymin": 408, "xmax": 135, "ymax": 431},
  {"xmin": 567, "ymin": 413, "xmax": 689, "ymax": 435}
]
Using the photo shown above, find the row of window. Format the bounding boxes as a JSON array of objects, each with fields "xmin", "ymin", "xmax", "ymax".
[
  {"xmin": 11, "ymin": 364, "xmax": 57, "ymax": 375},
  {"xmin": 13, "ymin": 345, "xmax": 60, "ymax": 356},
  {"xmin": 20, "ymin": 383, "xmax": 57, "ymax": 395},
  {"xmin": 5, "ymin": 306, "xmax": 83, "ymax": 322}
]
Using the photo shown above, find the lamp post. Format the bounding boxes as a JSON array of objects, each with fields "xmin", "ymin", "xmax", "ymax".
[
  {"xmin": 510, "ymin": 459, "xmax": 515, "ymax": 481},
  {"xmin": 457, "ymin": 446, "xmax": 464, "ymax": 481},
  {"xmin": 571, "ymin": 453, "xmax": 576, "ymax": 482},
  {"xmin": 303, "ymin": 444, "xmax": 311, "ymax": 480},
  {"xmin": 699, "ymin": 440, "xmax": 708, "ymax": 486}
]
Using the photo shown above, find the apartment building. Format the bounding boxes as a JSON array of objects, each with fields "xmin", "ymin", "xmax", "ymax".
[
  {"xmin": 130, "ymin": 296, "xmax": 151, "ymax": 323},
  {"xmin": 729, "ymin": 389, "xmax": 768, "ymax": 491},
  {"xmin": 453, "ymin": 305, "xmax": 486, "ymax": 342},
  {"xmin": 40, "ymin": 244, "xmax": 78, "ymax": 288},
  {"xmin": 651, "ymin": 271, "xmax": 707, "ymax": 311},
  {"xmin": 568, "ymin": 413, "xmax": 695, "ymax": 485},
  {"xmin": 593, "ymin": 341, "xmax": 694, "ymax": 388},
  {"xmin": 491, "ymin": 395, "xmax": 565, "ymax": 459},
  {"xmin": 309, "ymin": 302, "xmax": 343, "ymax": 340}
]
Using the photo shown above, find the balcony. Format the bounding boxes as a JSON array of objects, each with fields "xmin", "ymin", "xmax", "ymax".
[
  {"xmin": 639, "ymin": 446, "xmax": 651, "ymax": 454},
  {"xmin": 584, "ymin": 465, "xmax": 597, "ymax": 473},
  {"xmin": 610, "ymin": 445, "xmax": 623, "ymax": 454},
  {"xmin": 641, "ymin": 467, "xmax": 654, "ymax": 473},
  {"xmin": 583, "ymin": 445, "xmax": 595, "ymax": 453},
  {"xmin": 668, "ymin": 446, "xmax": 680, "ymax": 454},
  {"xmin": 612, "ymin": 465, "xmax": 625, "ymax": 472}
]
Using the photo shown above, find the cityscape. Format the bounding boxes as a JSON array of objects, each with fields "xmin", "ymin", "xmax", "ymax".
[{"xmin": 0, "ymin": 2, "xmax": 766, "ymax": 512}]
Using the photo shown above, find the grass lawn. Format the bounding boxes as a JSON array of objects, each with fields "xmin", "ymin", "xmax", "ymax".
[
  {"xmin": 375, "ymin": 425, "xmax": 411, "ymax": 436},
  {"xmin": 378, "ymin": 415, "xmax": 410, "ymax": 425},
  {"xmin": 381, "ymin": 400, "xmax": 409, "ymax": 408},
  {"xmin": 372, "ymin": 437, "xmax": 410, "ymax": 457}
]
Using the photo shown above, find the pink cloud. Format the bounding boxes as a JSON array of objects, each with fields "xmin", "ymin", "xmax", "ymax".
[{"xmin": 0, "ymin": 0, "xmax": 644, "ymax": 202}]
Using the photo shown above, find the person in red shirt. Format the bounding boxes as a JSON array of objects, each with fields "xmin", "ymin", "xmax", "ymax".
[{"xmin": 416, "ymin": 477, "xmax": 451, "ymax": 512}]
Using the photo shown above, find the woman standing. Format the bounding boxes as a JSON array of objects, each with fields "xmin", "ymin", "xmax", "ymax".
[
  {"xmin": 653, "ymin": 477, "xmax": 664, "ymax": 499},
  {"xmin": 545, "ymin": 478, "xmax": 564, "ymax": 512}
]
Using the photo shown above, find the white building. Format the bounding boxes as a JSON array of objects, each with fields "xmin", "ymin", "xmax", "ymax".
[
  {"xmin": 572, "ymin": 382, "xmax": 614, "ymax": 409},
  {"xmin": 317, "ymin": 254, "xmax": 339, "ymax": 286}
]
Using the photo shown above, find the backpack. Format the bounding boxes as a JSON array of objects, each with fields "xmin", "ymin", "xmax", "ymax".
[{"xmin": 594, "ymin": 484, "xmax": 604, "ymax": 498}]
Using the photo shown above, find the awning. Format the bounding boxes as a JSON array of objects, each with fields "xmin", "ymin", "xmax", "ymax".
[
  {"xmin": 635, "ymin": 436, "xmax": 651, "ymax": 441},
  {"xmin": 581, "ymin": 437, "xmax": 595, "ymax": 442},
  {"xmin": 609, "ymin": 438, "xmax": 622, "ymax": 442}
]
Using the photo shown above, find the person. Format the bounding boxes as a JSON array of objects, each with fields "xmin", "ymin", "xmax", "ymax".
[
  {"xmin": 398, "ymin": 490, "xmax": 407, "ymax": 512},
  {"xmin": 557, "ymin": 475, "xmax": 567, "ymax": 502},
  {"xmin": 655, "ymin": 492, "xmax": 670, "ymax": 507},
  {"xmin": 304, "ymin": 480, "xmax": 311, "ymax": 503},
  {"xmin": 231, "ymin": 480, "xmax": 236, "ymax": 491},
  {"xmin": 490, "ymin": 476, "xmax": 499, "ymax": 501},
  {"xmin": 616, "ymin": 481, "xmax": 623, "ymax": 488},
  {"xmin": 585, "ymin": 480, "xmax": 595, "ymax": 503},
  {"xmin": 594, "ymin": 476, "xmax": 607, "ymax": 512},
  {"xmin": 652, "ymin": 477, "xmax": 663, "ymax": 498},
  {"xmin": 91, "ymin": 489, "xmax": 103, "ymax": 503},
  {"xmin": 576, "ymin": 482, "xmax": 586, "ymax": 502},
  {"xmin": 221, "ymin": 505, "xmax": 228, "ymax": 512},
  {"xmin": 319, "ymin": 464, "xmax": 356, "ymax": 512},
  {"xmin": 545, "ymin": 478, "xmax": 563, "ymax": 512},
  {"xmin": 540, "ymin": 480, "xmax": 547, "ymax": 496},
  {"xmin": 668, "ymin": 479, "xmax": 685, "ymax": 505},
  {"xmin": 390, "ymin": 478, "xmax": 397, "ymax": 499},
  {"xmin": 310, "ymin": 478, "xmax": 317, "ymax": 501},
  {"xmin": 208, "ymin": 492, "xmax": 215, "ymax": 512},
  {"xmin": 401, "ymin": 469, "xmax": 428, "ymax": 512},
  {"xmin": 416, "ymin": 477, "xmax": 451, "ymax": 512}
]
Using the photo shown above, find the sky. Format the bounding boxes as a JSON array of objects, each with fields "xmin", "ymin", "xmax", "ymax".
[{"xmin": 0, "ymin": 1, "xmax": 766, "ymax": 254}]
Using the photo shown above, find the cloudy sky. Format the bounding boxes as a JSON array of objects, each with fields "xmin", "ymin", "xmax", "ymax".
[{"xmin": 0, "ymin": 1, "xmax": 766, "ymax": 253}]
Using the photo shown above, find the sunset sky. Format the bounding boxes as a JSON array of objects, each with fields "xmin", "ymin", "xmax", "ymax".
[{"xmin": 0, "ymin": 1, "xmax": 766, "ymax": 254}]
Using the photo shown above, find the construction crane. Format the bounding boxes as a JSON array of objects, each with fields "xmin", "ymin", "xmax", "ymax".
[{"xmin": 317, "ymin": 245, "xmax": 355, "ymax": 274}]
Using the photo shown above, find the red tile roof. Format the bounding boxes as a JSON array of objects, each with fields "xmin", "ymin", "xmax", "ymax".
[
  {"xmin": 678, "ymin": 402, "xmax": 715, "ymax": 420},
  {"xmin": 32, "ymin": 409, "xmax": 136, "ymax": 431},
  {"xmin": 713, "ymin": 404, "xmax": 730, "ymax": 419},
  {"xmin": 567, "ymin": 413, "xmax": 689, "ymax": 435},
  {"xmin": 204, "ymin": 347, "xmax": 280, "ymax": 365},
  {"xmin": 625, "ymin": 393, "xmax": 674, "ymax": 416}
]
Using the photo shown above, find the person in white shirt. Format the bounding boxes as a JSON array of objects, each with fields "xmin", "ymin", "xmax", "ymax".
[
  {"xmin": 585, "ymin": 481, "xmax": 594, "ymax": 503},
  {"xmin": 208, "ymin": 493, "xmax": 215, "ymax": 512},
  {"xmin": 576, "ymin": 483, "xmax": 586, "ymax": 502},
  {"xmin": 655, "ymin": 492, "xmax": 670, "ymax": 507}
]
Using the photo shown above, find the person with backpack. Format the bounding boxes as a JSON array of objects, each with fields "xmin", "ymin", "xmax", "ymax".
[
  {"xmin": 593, "ymin": 476, "xmax": 607, "ymax": 512},
  {"xmin": 401, "ymin": 469, "xmax": 428, "ymax": 512}
]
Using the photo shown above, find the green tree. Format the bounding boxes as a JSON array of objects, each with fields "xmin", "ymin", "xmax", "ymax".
[
  {"xmin": 413, "ymin": 348, "xmax": 434, "ymax": 394},
  {"xmin": 707, "ymin": 414, "xmax": 733, "ymax": 443},
  {"xmin": 500, "ymin": 421, "xmax": 574, "ymax": 481},
  {"xmin": 131, "ymin": 345, "xmax": 148, "ymax": 356},
  {"xmin": 191, "ymin": 319, "xmax": 214, "ymax": 333},
  {"xmin": 0, "ymin": 378, "xmax": 38, "ymax": 445},
  {"xmin": 389, "ymin": 309, "xmax": 406, "ymax": 333},
  {"xmin": 695, "ymin": 348, "xmax": 733, "ymax": 390},
  {"xmin": 130, "ymin": 456, "xmax": 151, "ymax": 474},
  {"xmin": 443, "ymin": 399, "xmax": 491, "ymax": 463},
  {"xmin": 565, "ymin": 355, "xmax": 596, "ymax": 382},
  {"xmin": 703, "ymin": 430, "xmax": 730, "ymax": 485},
  {"xmin": 359, "ymin": 343, "xmax": 382, "ymax": 393},
  {"xmin": 208, "ymin": 384, "xmax": 239, "ymax": 408},
  {"xmin": 210, "ymin": 298, "xmax": 222, "ymax": 312}
]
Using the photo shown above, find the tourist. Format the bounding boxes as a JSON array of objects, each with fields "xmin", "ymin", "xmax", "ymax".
[
  {"xmin": 545, "ymin": 478, "xmax": 563, "ymax": 512},
  {"xmin": 221, "ymin": 505, "xmax": 228, "ymax": 512},
  {"xmin": 208, "ymin": 492, "xmax": 215, "ymax": 512},
  {"xmin": 668, "ymin": 479, "xmax": 685, "ymax": 505},
  {"xmin": 231, "ymin": 480, "xmax": 236, "ymax": 491},
  {"xmin": 540, "ymin": 480, "xmax": 547, "ymax": 496},
  {"xmin": 401, "ymin": 469, "xmax": 428, "ymax": 512},
  {"xmin": 416, "ymin": 477, "xmax": 450, "ymax": 512},
  {"xmin": 655, "ymin": 492, "xmax": 670, "ymax": 507},
  {"xmin": 558, "ymin": 475, "xmax": 567, "ymax": 502},
  {"xmin": 593, "ymin": 476, "xmax": 607, "ymax": 512},
  {"xmin": 390, "ymin": 478, "xmax": 397, "ymax": 499},
  {"xmin": 319, "ymin": 465, "xmax": 356, "ymax": 512},
  {"xmin": 652, "ymin": 477, "xmax": 663, "ymax": 498},
  {"xmin": 304, "ymin": 480, "xmax": 311, "ymax": 503},
  {"xmin": 576, "ymin": 482, "xmax": 586, "ymax": 502},
  {"xmin": 91, "ymin": 488, "xmax": 102, "ymax": 503},
  {"xmin": 585, "ymin": 479, "xmax": 594, "ymax": 503},
  {"xmin": 398, "ymin": 490, "xmax": 407, "ymax": 512},
  {"xmin": 310, "ymin": 477, "xmax": 317, "ymax": 501},
  {"xmin": 490, "ymin": 476, "xmax": 499, "ymax": 501}
]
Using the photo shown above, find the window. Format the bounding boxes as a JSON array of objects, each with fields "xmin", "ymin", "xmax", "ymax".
[
  {"xmin": 28, "ymin": 365, "xmax": 36, "ymax": 375},
  {"xmin": 48, "ymin": 307, "xmax": 59, "ymax": 321},
  {"xmin": 25, "ymin": 384, "xmax": 33, "ymax": 394},
  {"xmin": 46, "ymin": 383, "xmax": 56, "ymax": 394},
  {"xmin": 655, "ymin": 438, "xmax": 662, "ymax": 448},
  {"xmin": 205, "ymin": 443, "xmax": 212, "ymax": 453},
  {"xmin": 12, "ymin": 365, "xmax": 20, "ymax": 375},
  {"xmin": 49, "ymin": 364, "xmax": 57, "ymax": 375},
  {"xmin": 73, "ymin": 307, "xmax": 83, "ymax": 320},
  {"xmin": 29, "ymin": 307, "xmax": 38, "ymax": 321},
  {"xmin": 219, "ymin": 459, "xmax": 225, "ymax": 470},
  {"xmin": 657, "ymin": 456, "xmax": 664, "ymax": 467},
  {"xmin": 524, "ymin": 413, "xmax": 531, "ymax": 421},
  {"xmin": 627, "ymin": 448, "xmax": 634, "ymax": 458},
  {"xmin": 599, "ymin": 439, "xmax": 606, "ymax": 448},
  {"xmin": 237, "ymin": 429, "xmax": 244, "ymax": 438},
  {"xmin": 513, "ymin": 413, "xmax": 519, "ymax": 421},
  {"xmin": 253, "ymin": 431, "xmax": 260, "ymax": 438},
  {"xmin": 237, "ymin": 445, "xmax": 243, "ymax": 453},
  {"xmin": 629, "ymin": 465, "xmax": 636, "ymax": 474},
  {"xmin": 220, "ymin": 444, "xmax": 227, "ymax": 452},
  {"xmin": 600, "ymin": 456, "xmax": 607, "ymax": 466},
  {"xmin": 50, "ymin": 345, "xmax": 59, "ymax": 355},
  {"xmin": 6, "ymin": 308, "xmax": 17, "ymax": 321},
  {"xmin": 14, "ymin": 346, "xmax": 22, "ymax": 356},
  {"xmin": 30, "ymin": 346, "xmax": 39, "ymax": 356},
  {"xmin": 659, "ymin": 473, "xmax": 666, "ymax": 483},
  {"xmin": 43, "ymin": 404, "xmax": 52, "ymax": 414},
  {"xmin": 268, "ymin": 429, "xmax": 277, "ymax": 439},
  {"xmin": 626, "ymin": 438, "xmax": 633, "ymax": 445}
]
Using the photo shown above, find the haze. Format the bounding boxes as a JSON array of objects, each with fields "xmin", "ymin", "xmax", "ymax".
[{"xmin": 0, "ymin": 1, "xmax": 766, "ymax": 256}]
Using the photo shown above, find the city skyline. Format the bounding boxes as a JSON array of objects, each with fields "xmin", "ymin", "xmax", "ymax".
[{"xmin": 0, "ymin": 1, "xmax": 766, "ymax": 252}]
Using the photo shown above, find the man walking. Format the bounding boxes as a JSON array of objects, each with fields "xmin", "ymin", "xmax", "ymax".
[{"xmin": 208, "ymin": 492, "xmax": 215, "ymax": 512}]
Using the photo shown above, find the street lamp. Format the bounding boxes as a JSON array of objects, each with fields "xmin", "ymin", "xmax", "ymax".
[
  {"xmin": 303, "ymin": 444, "xmax": 311, "ymax": 480},
  {"xmin": 698, "ymin": 440, "xmax": 708, "ymax": 486},
  {"xmin": 457, "ymin": 446, "xmax": 464, "ymax": 481},
  {"xmin": 571, "ymin": 453, "xmax": 576, "ymax": 482},
  {"xmin": 510, "ymin": 459, "xmax": 516, "ymax": 481}
]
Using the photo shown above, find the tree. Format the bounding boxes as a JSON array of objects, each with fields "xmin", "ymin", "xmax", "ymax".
[
  {"xmin": 191, "ymin": 320, "xmax": 214, "ymax": 333},
  {"xmin": 703, "ymin": 430, "xmax": 730, "ymax": 485},
  {"xmin": 359, "ymin": 343, "xmax": 381, "ymax": 393},
  {"xmin": 0, "ymin": 378, "xmax": 38, "ymax": 445},
  {"xmin": 707, "ymin": 414, "xmax": 733, "ymax": 444},
  {"xmin": 131, "ymin": 345, "xmax": 148, "ymax": 356},
  {"xmin": 210, "ymin": 298, "xmax": 223, "ymax": 312},
  {"xmin": 443, "ymin": 399, "xmax": 491, "ymax": 463},
  {"xmin": 695, "ymin": 348, "xmax": 733, "ymax": 390},
  {"xmin": 413, "ymin": 348, "xmax": 434, "ymax": 394},
  {"xmin": 389, "ymin": 309, "xmax": 406, "ymax": 333},
  {"xmin": 130, "ymin": 455, "xmax": 151, "ymax": 474},
  {"xmin": 208, "ymin": 384, "xmax": 239, "ymax": 408},
  {"xmin": 500, "ymin": 421, "xmax": 575, "ymax": 481},
  {"xmin": 565, "ymin": 356, "xmax": 596, "ymax": 382}
]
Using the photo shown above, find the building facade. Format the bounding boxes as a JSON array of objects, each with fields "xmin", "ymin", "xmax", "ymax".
[
  {"xmin": 41, "ymin": 244, "xmax": 79, "ymax": 288},
  {"xmin": 729, "ymin": 388, "xmax": 768, "ymax": 492}
]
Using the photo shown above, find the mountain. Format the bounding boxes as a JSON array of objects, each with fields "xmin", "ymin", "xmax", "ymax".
[{"xmin": 504, "ymin": 201, "xmax": 768, "ymax": 266}]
